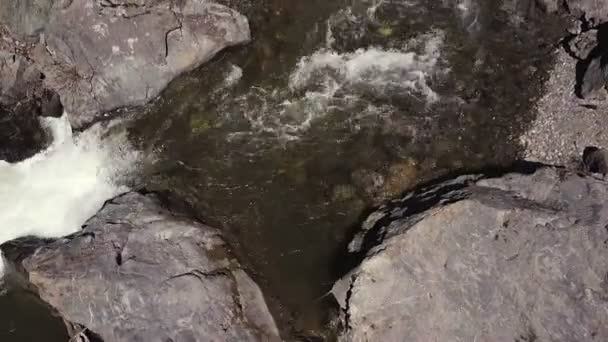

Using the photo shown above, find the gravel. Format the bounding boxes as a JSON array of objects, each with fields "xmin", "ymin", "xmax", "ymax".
[{"xmin": 521, "ymin": 49, "xmax": 608, "ymax": 167}]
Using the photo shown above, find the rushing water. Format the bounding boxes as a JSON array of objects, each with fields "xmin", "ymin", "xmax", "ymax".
[
  {"xmin": 0, "ymin": 115, "xmax": 137, "ymax": 253},
  {"xmin": 130, "ymin": 0, "xmax": 563, "ymax": 337},
  {"xmin": 0, "ymin": 115, "xmax": 138, "ymax": 340}
]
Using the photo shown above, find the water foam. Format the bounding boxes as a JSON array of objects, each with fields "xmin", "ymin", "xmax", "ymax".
[
  {"xmin": 0, "ymin": 114, "xmax": 139, "ymax": 273},
  {"xmin": 237, "ymin": 30, "xmax": 446, "ymax": 141},
  {"xmin": 289, "ymin": 40, "xmax": 444, "ymax": 103},
  {"xmin": 224, "ymin": 64, "xmax": 243, "ymax": 87}
]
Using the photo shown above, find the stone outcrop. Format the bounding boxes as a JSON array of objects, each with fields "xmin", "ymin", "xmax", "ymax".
[
  {"xmin": 0, "ymin": 0, "xmax": 251, "ymax": 128},
  {"xmin": 333, "ymin": 166, "xmax": 608, "ymax": 341},
  {"xmin": 0, "ymin": 30, "xmax": 62, "ymax": 162},
  {"xmin": 18, "ymin": 192, "xmax": 280, "ymax": 341}
]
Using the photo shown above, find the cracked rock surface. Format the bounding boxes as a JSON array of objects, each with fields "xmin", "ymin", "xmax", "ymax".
[
  {"xmin": 1, "ymin": 0, "xmax": 250, "ymax": 128},
  {"xmin": 333, "ymin": 167, "xmax": 608, "ymax": 342},
  {"xmin": 20, "ymin": 192, "xmax": 280, "ymax": 342}
]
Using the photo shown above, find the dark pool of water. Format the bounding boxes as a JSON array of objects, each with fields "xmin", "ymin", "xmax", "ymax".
[
  {"xmin": 0, "ymin": 281, "xmax": 68, "ymax": 342},
  {"xmin": 128, "ymin": 0, "xmax": 564, "ymax": 338}
]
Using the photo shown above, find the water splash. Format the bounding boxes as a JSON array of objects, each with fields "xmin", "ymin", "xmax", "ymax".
[
  {"xmin": 235, "ymin": 30, "xmax": 447, "ymax": 142},
  {"xmin": 289, "ymin": 39, "xmax": 444, "ymax": 102},
  {"xmin": 0, "ymin": 114, "xmax": 139, "ymax": 273},
  {"xmin": 224, "ymin": 64, "xmax": 243, "ymax": 87}
]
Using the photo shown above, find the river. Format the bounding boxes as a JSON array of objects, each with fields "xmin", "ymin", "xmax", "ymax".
[{"xmin": 0, "ymin": 0, "xmax": 563, "ymax": 340}]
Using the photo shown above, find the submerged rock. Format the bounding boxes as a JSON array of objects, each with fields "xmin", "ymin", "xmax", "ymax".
[
  {"xmin": 17, "ymin": 192, "xmax": 280, "ymax": 342},
  {"xmin": 334, "ymin": 167, "xmax": 608, "ymax": 341}
]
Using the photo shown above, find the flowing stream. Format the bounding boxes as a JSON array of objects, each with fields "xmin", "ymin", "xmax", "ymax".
[
  {"xmin": 0, "ymin": 0, "xmax": 564, "ymax": 340},
  {"xmin": 130, "ymin": 0, "xmax": 563, "ymax": 336}
]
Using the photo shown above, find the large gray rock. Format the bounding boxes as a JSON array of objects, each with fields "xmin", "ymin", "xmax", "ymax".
[
  {"xmin": 0, "ymin": 0, "xmax": 54, "ymax": 39},
  {"xmin": 21, "ymin": 192, "xmax": 280, "ymax": 341},
  {"xmin": 0, "ymin": 38, "xmax": 61, "ymax": 162},
  {"xmin": 18, "ymin": 0, "xmax": 251, "ymax": 127},
  {"xmin": 334, "ymin": 167, "xmax": 608, "ymax": 341}
]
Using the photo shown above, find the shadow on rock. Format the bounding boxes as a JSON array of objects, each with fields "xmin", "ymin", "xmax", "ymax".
[
  {"xmin": 575, "ymin": 23, "xmax": 608, "ymax": 98},
  {"xmin": 331, "ymin": 160, "xmax": 548, "ymax": 284}
]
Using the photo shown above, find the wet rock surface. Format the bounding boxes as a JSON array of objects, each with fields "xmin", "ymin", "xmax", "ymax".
[
  {"xmin": 15, "ymin": 192, "xmax": 280, "ymax": 342},
  {"xmin": 334, "ymin": 166, "xmax": 608, "ymax": 341}
]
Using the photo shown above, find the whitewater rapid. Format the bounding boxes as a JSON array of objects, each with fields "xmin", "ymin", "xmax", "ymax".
[
  {"xmin": 0, "ymin": 114, "xmax": 139, "ymax": 274},
  {"xmin": 236, "ymin": 25, "xmax": 447, "ymax": 141}
]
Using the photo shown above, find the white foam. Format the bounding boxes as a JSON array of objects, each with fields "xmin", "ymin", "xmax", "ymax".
[
  {"xmin": 289, "ymin": 31, "xmax": 445, "ymax": 103},
  {"xmin": 224, "ymin": 64, "xmax": 243, "ymax": 87},
  {"xmin": 237, "ymin": 30, "xmax": 446, "ymax": 140},
  {"xmin": 0, "ymin": 114, "xmax": 139, "ymax": 272}
]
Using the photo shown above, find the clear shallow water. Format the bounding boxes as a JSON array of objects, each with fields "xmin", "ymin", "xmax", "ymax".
[{"xmin": 131, "ymin": 0, "xmax": 564, "ymax": 337}]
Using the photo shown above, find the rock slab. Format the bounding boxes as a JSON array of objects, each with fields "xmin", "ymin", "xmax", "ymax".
[
  {"xmin": 38, "ymin": 0, "xmax": 250, "ymax": 127},
  {"xmin": 334, "ymin": 167, "xmax": 608, "ymax": 342},
  {"xmin": 22, "ymin": 192, "xmax": 280, "ymax": 342},
  {"xmin": 0, "ymin": 33, "xmax": 62, "ymax": 162},
  {"xmin": 0, "ymin": 0, "xmax": 251, "ymax": 128}
]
